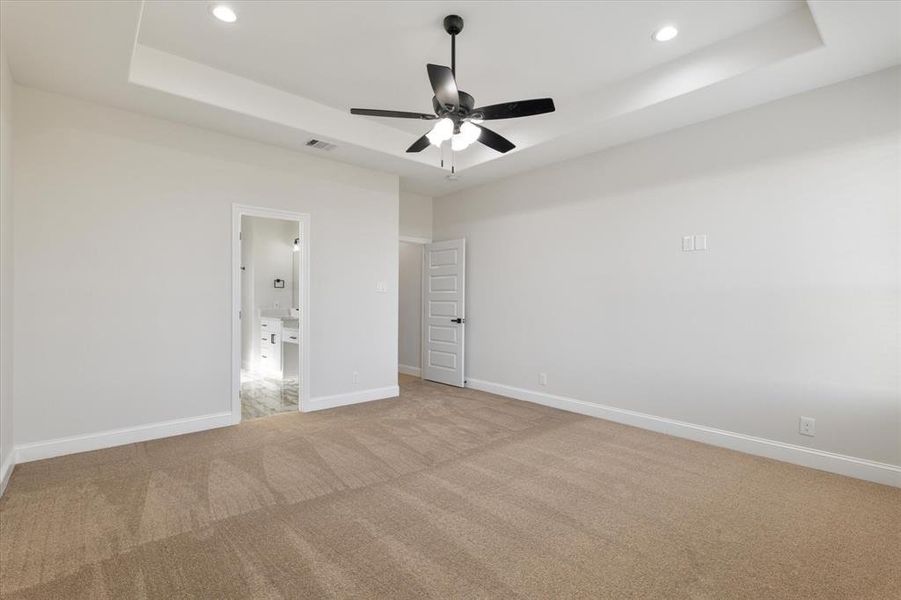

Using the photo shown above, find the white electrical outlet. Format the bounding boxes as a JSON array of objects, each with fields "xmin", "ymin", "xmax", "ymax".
[
  {"xmin": 353, "ymin": 371, "xmax": 359, "ymax": 384},
  {"xmin": 376, "ymin": 281, "xmax": 387, "ymax": 293},
  {"xmin": 799, "ymin": 416, "xmax": 816, "ymax": 437},
  {"xmin": 539, "ymin": 372, "xmax": 547, "ymax": 386}
]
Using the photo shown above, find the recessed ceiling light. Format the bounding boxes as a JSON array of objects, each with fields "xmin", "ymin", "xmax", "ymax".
[
  {"xmin": 653, "ymin": 25, "xmax": 678, "ymax": 42},
  {"xmin": 211, "ymin": 4, "xmax": 237, "ymax": 23}
]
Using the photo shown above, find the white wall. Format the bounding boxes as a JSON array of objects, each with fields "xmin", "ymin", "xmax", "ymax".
[
  {"xmin": 400, "ymin": 191, "xmax": 432, "ymax": 240},
  {"xmin": 249, "ymin": 216, "xmax": 297, "ymax": 315},
  {"xmin": 434, "ymin": 68, "xmax": 900, "ymax": 468},
  {"xmin": 13, "ymin": 86, "xmax": 399, "ymax": 447},
  {"xmin": 0, "ymin": 45, "xmax": 15, "ymax": 488},
  {"xmin": 398, "ymin": 241, "xmax": 422, "ymax": 371}
]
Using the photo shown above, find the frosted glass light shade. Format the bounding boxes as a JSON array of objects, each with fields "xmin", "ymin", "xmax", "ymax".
[
  {"xmin": 426, "ymin": 118, "xmax": 454, "ymax": 146},
  {"xmin": 459, "ymin": 122, "xmax": 480, "ymax": 145}
]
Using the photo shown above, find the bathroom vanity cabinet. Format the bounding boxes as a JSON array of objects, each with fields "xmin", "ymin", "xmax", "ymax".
[{"xmin": 259, "ymin": 316, "xmax": 299, "ymax": 378}]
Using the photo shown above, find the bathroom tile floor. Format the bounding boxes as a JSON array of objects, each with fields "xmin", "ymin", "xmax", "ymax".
[{"xmin": 240, "ymin": 369, "xmax": 299, "ymax": 420}]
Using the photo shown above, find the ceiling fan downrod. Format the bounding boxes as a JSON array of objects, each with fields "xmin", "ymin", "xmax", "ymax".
[{"xmin": 444, "ymin": 14, "xmax": 463, "ymax": 77}]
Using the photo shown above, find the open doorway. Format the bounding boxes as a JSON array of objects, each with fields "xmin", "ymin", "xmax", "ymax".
[
  {"xmin": 400, "ymin": 237, "xmax": 467, "ymax": 387},
  {"xmin": 232, "ymin": 205, "xmax": 310, "ymax": 422},
  {"xmin": 398, "ymin": 239, "xmax": 425, "ymax": 380}
]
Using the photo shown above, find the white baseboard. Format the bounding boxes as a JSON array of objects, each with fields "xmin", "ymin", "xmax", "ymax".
[
  {"xmin": 0, "ymin": 450, "xmax": 14, "ymax": 496},
  {"xmin": 398, "ymin": 364, "xmax": 421, "ymax": 377},
  {"xmin": 15, "ymin": 411, "xmax": 236, "ymax": 464},
  {"xmin": 10, "ymin": 384, "xmax": 399, "ymax": 472},
  {"xmin": 467, "ymin": 379, "xmax": 901, "ymax": 488},
  {"xmin": 304, "ymin": 385, "xmax": 399, "ymax": 412}
]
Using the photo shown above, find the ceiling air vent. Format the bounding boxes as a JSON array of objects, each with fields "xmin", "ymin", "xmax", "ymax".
[{"xmin": 305, "ymin": 139, "xmax": 337, "ymax": 151}]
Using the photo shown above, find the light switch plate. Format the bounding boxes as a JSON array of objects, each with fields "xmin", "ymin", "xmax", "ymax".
[
  {"xmin": 694, "ymin": 234, "xmax": 708, "ymax": 251},
  {"xmin": 682, "ymin": 236, "xmax": 694, "ymax": 252},
  {"xmin": 376, "ymin": 281, "xmax": 387, "ymax": 293}
]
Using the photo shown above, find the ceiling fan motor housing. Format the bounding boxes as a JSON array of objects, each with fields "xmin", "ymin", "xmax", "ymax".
[{"xmin": 433, "ymin": 91, "xmax": 474, "ymax": 119}]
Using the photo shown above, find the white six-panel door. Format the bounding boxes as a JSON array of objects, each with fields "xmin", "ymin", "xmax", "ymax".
[{"xmin": 421, "ymin": 239, "xmax": 465, "ymax": 387}]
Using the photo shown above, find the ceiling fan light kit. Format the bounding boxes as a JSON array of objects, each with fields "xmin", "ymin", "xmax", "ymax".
[
  {"xmin": 426, "ymin": 117, "xmax": 454, "ymax": 146},
  {"xmin": 350, "ymin": 14, "xmax": 556, "ymax": 171}
]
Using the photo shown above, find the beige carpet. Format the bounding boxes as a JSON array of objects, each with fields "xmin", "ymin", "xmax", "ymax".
[{"xmin": 1, "ymin": 375, "xmax": 899, "ymax": 599}]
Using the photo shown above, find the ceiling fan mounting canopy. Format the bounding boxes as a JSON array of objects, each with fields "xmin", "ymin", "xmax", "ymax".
[
  {"xmin": 443, "ymin": 14, "xmax": 464, "ymax": 36},
  {"xmin": 349, "ymin": 14, "xmax": 555, "ymax": 156}
]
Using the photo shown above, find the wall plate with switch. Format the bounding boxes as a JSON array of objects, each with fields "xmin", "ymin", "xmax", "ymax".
[
  {"xmin": 694, "ymin": 234, "xmax": 708, "ymax": 251},
  {"xmin": 376, "ymin": 281, "xmax": 387, "ymax": 293},
  {"xmin": 683, "ymin": 235, "xmax": 708, "ymax": 252},
  {"xmin": 539, "ymin": 372, "xmax": 547, "ymax": 386},
  {"xmin": 799, "ymin": 416, "xmax": 816, "ymax": 437}
]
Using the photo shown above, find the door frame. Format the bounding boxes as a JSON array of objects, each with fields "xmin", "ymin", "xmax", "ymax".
[{"xmin": 231, "ymin": 204, "xmax": 311, "ymax": 422}]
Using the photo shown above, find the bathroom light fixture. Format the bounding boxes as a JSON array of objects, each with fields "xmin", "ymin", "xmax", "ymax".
[
  {"xmin": 211, "ymin": 4, "xmax": 237, "ymax": 23},
  {"xmin": 293, "ymin": 238, "xmax": 300, "ymax": 252},
  {"xmin": 653, "ymin": 25, "xmax": 678, "ymax": 42}
]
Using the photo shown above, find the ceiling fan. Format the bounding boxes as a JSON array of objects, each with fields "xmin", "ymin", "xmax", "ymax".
[{"xmin": 350, "ymin": 14, "xmax": 555, "ymax": 157}]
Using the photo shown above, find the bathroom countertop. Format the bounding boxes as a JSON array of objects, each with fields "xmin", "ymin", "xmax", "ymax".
[{"xmin": 260, "ymin": 313, "xmax": 299, "ymax": 329}]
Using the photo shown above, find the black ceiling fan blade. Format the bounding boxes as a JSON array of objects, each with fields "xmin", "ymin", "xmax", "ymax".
[
  {"xmin": 427, "ymin": 64, "xmax": 460, "ymax": 109},
  {"xmin": 406, "ymin": 134, "xmax": 431, "ymax": 153},
  {"xmin": 473, "ymin": 98, "xmax": 555, "ymax": 120},
  {"xmin": 351, "ymin": 108, "xmax": 437, "ymax": 120},
  {"xmin": 475, "ymin": 125, "xmax": 515, "ymax": 153}
]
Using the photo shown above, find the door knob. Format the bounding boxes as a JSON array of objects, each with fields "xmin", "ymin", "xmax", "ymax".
[{"xmin": 451, "ymin": 318, "xmax": 465, "ymax": 323}]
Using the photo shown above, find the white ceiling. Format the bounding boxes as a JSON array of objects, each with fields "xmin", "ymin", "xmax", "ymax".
[
  {"xmin": 2, "ymin": 1, "xmax": 899, "ymax": 197},
  {"xmin": 136, "ymin": 1, "xmax": 802, "ymax": 135}
]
